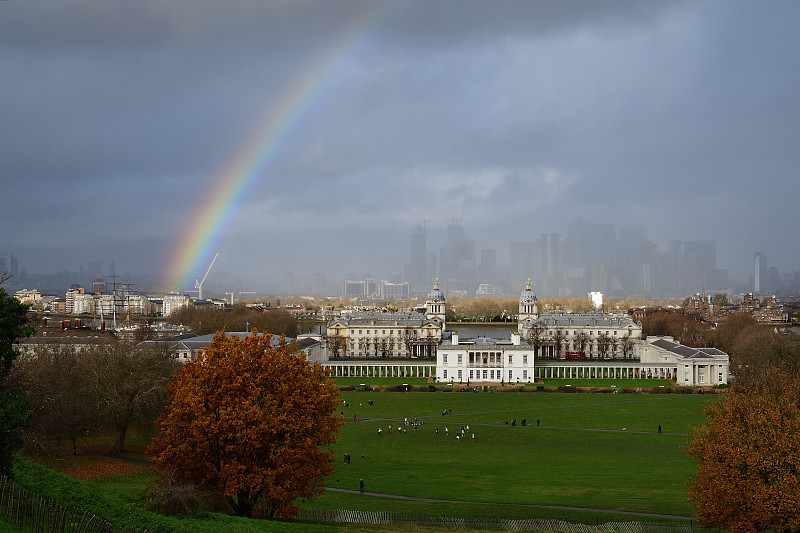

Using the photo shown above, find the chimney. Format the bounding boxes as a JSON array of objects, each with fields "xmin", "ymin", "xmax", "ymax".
[
  {"xmin": 452, "ymin": 332, "xmax": 459, "ymax": 346},
  {"xmin": 511, "ymin": 332, "xmax": 520, "ymax": 345}
]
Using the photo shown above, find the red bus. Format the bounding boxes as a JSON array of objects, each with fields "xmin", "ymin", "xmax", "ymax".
[{"xmin": 565, "ymin": 351, "xmax": 587, "ymax": 360}]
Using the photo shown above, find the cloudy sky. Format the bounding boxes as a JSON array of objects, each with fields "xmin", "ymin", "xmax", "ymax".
[{"xmin": 2, "ymin": 0, "xmax": 799, "ymax": 293}]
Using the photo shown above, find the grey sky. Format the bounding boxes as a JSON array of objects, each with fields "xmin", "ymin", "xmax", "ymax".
[{"xmin": 2, "ymin": 0, "xmax": 799, "ymax": 293}]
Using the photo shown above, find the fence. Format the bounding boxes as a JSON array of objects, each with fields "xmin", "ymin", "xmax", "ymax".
[
  {"xmin": 298, "ymin": 509, "xmax": 703, "ymax": 533},
  {"xmin": 0, "ymin": 475, "xmax": 149, "ymax": 533}
]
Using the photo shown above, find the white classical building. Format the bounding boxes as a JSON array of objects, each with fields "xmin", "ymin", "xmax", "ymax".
[
  {"xmin": 320, "ymin": 279, "xmax": 729, "ymax": 386},
  {"xmin": 436, "ymin": 331, "xmax": 535, "ymax": 384},
  {"xmin": 326, "ymin": 280, "xmax": 446, "ymax": 358},
  {"xmin": 517, "ymin": 280, "xmax": 642, "ymax": 358},
  {"xmin": 640, "ymin": 336, "xmax": 729, "ymax": 386}
]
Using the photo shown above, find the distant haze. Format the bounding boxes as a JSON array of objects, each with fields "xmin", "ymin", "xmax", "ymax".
[{"xmin": 2, "ymin": 1, "xmax": 799, "ymax": 296}]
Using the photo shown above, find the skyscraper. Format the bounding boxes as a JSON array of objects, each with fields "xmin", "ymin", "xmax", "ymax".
[
  {"xmin": 439, "ymin": 221, "xmax": 475, "ymax": 288},
  {"xmin": 754, "ymin": 252, "xmax": 767, "ymax": 294},
  {"xmin": 404, "ymin": 224, "xmax": 427, "ymax": 289},
  {"xmin": 479, "ymin": 249, "xmax": 497, "ymax": 281}
]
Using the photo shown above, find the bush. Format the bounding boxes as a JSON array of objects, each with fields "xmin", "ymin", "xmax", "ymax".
[{"xmin": 144, "ymin": 479, "xmax": 204, "ymax": 516}]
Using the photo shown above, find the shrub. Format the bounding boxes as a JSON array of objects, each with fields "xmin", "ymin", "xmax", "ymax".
[{"xmin": 145, "ymin": 481, "xmax": 203, "ymax": 516}]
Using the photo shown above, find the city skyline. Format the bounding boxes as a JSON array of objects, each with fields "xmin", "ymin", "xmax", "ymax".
[
  {"xmin": 3, "ymin": 215, "xmax": 798, "ymax": 299},
  {"xmin": 3, "ymin": 1, "xmax": 800, "ymax": 294}
]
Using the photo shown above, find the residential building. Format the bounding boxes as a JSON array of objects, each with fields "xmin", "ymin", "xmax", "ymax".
[{"xmin": 163, "ymin": 293, "xmax": 192, "ymax": 316}]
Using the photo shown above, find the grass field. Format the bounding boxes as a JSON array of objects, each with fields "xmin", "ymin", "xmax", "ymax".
[
  {"xmin": 539, "ymin": 378, "xmax": 676, "ymax": 388},
  {"xmin": 9, "ymin": 388, "xmax": 715, "ymax": 530},
  {"xmin": 316, "ymin": 391, "xmax": 712, "ymax": 520},
  {"xmin": 334, "ymin": 377, "xmax": 680, "ymax": 390}
]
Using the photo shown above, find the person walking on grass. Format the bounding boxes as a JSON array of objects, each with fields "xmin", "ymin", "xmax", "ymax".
[{"xmin": 360, "ymin": 479, "xmax": 364, "ymax": 494}]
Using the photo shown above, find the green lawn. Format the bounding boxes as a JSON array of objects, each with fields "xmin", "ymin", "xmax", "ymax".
[
  {"xmin": 318, "ymin": 391, "xmax": 713, "ymax": 519},
  {"xmin": 334, "ymin": 377, "xmax": 430, "ymax": 387},
  {"xmin": 8, "ymin": 391, "xmax": 713, "ymax": 530},
  {"xmin": 539, "ymin": 378, "xmax": 676, "ymax": 388}
]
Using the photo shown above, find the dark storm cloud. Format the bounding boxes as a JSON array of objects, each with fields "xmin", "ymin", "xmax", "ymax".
[{"xmin": 2, "ymin": 0, "xmax": 799, "ymax": 288}]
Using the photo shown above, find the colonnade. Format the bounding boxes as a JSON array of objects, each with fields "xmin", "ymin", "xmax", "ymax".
[
  {"xmin": 324, "ymin": 362, "xmax": 435, "ymax": 378},
  {"xmin": 323, "ymin": 361, "xmax": 677, "ymax": 381},
  {"xmin": 534, "ymin": 363, "xmax": 674, "ymax": 380}
]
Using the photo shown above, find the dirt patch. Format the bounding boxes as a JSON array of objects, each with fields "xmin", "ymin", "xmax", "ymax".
[{"xmin": 63, "ymin": 458, "xmax": 148, "ymax": 481}]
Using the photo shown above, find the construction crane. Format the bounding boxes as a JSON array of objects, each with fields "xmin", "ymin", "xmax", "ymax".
[
  {"xmin": 195, "ymin": 252, "xmax": 219, "ymax": 301},
  {"xmin": 225, "ymin": 291, "xmax": 256, "ymax": 305}
]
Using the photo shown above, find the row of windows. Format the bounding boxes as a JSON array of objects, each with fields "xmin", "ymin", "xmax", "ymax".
[
  {"xmin": 439, "ymin": 369, "xmax": 528, "ymax": 380},
  {"xmin": 536, "ymin": 330, "xmax": 627, "ymax": 336},
  {"xmin": 442, "ymin": 353, "xmax": 529, "ymax": 365},
  {"xmin": 345, "ymin": 329, "xmax": 437, "ymax": 336}
]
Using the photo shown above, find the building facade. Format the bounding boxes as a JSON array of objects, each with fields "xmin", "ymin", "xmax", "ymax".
[
  {"xmin": 327, "ymin": 280, "xmax": 446, "ymax": 358},
  {"xmin": 517, "ymin": 280, "xmax": 643, "ymax": 358},
  {"xmin": 436, "ymin": 331, "xmax": 535, "ymax": 384},
  {"xmin": 639, "ymin": 336, "xmax": 729, "ymax": 386}
]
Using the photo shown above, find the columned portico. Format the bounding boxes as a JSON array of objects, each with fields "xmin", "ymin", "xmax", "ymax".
[
  {"xmin": 323, "ymin": 361, "xmax": 436, "ymax": 379},
  {"xmin": 535, "ymin": 362, "xmax": 676, "ymax": 381}
]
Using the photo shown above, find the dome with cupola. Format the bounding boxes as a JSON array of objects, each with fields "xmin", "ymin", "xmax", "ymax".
[
  {"xmin": 520, "ymin": 278, "xmax": 537, "ymax": 304},
  {"xmin": 518, "ymin": 279, "xmax": 539, "ymax": 331},
  {"xmin": 427, "ymin": 278, "xmax": 445, "ymax": 303}
]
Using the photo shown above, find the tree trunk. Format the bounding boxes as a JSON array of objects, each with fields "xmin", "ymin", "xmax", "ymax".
[
  {"xmin": 115, "ymin": 422, "xmax": 128, "ymax": 453},
  {"xmin": 232, "ymin": 495, "xmax": 254, "ymax": 517}
]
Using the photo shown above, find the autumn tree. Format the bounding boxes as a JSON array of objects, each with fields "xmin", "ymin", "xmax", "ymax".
[
  {"xmin": 731, "ymin": 326, "xmax": 800, "ymax": 384},
  {"xmin": 81, "ymin": 341, "xmax": 180, "ymax": 452},
  {"xmin": 713, "ymin": 311, "xmax": 757, "ymax": 356},
  {"xmin": 687, "ymin": 364, "xmax": 800, "ymax": 532},
  {"xmin": 680, "ymin": 320, "xmax": 712, "ymax": 348},
  {"xmin": 148, "ymin": 332, "xmax": 342, "ymax": 520},
  {"xmin": 165, "ymin": 305, "xmax": 299, "ymax": 338},
  {"xmin": 641, "ymin": 311, "xmax": 688, "ymax": 339}
]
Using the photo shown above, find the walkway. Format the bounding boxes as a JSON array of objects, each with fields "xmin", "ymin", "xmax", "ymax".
[{"xmin": 325, "ymin": 487, "xmax": 695, "ymax": 521}]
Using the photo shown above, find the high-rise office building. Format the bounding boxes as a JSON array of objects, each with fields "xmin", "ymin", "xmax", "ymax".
[
  {"xmin": 479, "ymin": 249, "xmax": 497, "ymax": 281},
  {"xmin": 754, "ymin": 252, "xmax": 767, "ymax": 294},
  {"xmin": 439, "ymin": 221, "xmax": 475, "ymax": 288},
  {"xmin": 404, "ymin": 224, "xmax": 427, "ymax": 289}
]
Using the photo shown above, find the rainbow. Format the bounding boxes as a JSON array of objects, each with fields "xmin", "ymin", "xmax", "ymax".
[{"xmin": 164, "ymin": 4, "xmax": 394, "ymax": 292}]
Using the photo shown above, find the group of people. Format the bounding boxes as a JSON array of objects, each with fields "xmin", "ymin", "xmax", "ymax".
[
  {"xmin": 378, "ymin": 417, "xmax": 426, "ymax": 436},
  {"xmin": 434, "ymin": 424, "xmax": 474, "ymax": 442}
]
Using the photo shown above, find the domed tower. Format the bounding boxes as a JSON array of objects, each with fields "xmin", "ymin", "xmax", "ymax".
[
  {"xmin": 518, "ymin": 278, "xmax": 539, "ymax": 331},
  {"xmin": 425, "ymin": 278, "xmax": 446, "ymax": 328}
]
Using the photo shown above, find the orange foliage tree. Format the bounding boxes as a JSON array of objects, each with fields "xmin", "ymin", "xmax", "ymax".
[
  {"xmin": 686, "ymin": 364, "xmax": 800, "ymax": 532},
  {"xmin": 148, "ymin": 332, "xmax": 342, "ymax": 519}
]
